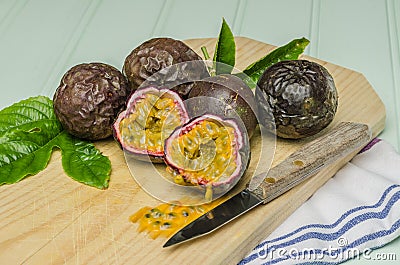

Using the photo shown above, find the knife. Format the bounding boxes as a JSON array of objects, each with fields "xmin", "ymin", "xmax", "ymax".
[{"xmin": 163, "ymin": 122, "xmax": 372, "ymax": 247}]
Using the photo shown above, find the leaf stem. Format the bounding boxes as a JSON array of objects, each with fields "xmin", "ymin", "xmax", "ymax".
[
  {"xmin": 201, "ymin": 46, "xmax": 211, "ymax": 60},
  {"xmin": 201, "ymin": 46, "xmax": 216, "ymax": 76}
]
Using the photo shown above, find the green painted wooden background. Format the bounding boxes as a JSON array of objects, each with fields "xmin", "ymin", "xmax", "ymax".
[{"xmin": 1, "ymin": 1, "xmax": 399, "ymax": 263}]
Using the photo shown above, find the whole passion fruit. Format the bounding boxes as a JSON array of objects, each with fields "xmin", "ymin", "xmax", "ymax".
[
  {"xmin": 187, "ymin": 74, "xmax": 258, "ymax": 139},
  {"xmin": 256, "ymin": 60, "xmax": 338, "ymax": 139},
  {"xmin": 123, "ymin": 38, "xmax": 209, "ymax": 98},
  {"xmin": 164, "ymin": 114, "xmax": 250, "ymax": 198},
  {"xmin": 113, "ymin": 86, "xmax": 189, "ymax": 163},
  {"xmin": 53, "ymin": 62, "xmax": 130, "ymax": 140}
]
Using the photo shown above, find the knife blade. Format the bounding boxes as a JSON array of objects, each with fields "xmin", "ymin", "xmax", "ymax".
[{"xmin": 163, "ymin": 122, "xmax": 372, "ymax": 247}]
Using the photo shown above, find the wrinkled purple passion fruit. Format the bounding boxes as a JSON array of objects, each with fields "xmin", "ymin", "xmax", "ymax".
[
  {"xmin": 187, "ymin": 74, "xmax": 258, "ymax": 139},
  {"xmin": 256, "ymin": 60, "xmax": 338, "ymax": 139},
  {"xmin": 53, "ymin": 62, "xmax": 130, "ymax": 140},
  {"xmin": 123, "ymin": 38, "xmax": 209, "ymax": 98},
  {"xmin": 164, "ymin": 114, "xmax": 250, "ymax": 197},
  {"xmin": 113, "ymin": 86, "xmax": 189, "ymax": 163}
]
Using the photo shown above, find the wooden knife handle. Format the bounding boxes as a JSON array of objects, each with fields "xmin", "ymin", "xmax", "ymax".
[{"xmin": 252, "ymin": 122, "xmax": 372, "ymax": 203}]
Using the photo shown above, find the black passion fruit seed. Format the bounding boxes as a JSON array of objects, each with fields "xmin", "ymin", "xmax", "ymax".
[
  {"xmin": 53, "ymin": 62, "xmax": 130, "ymax": 140},
  {"xmin": 113, "ymin": 86, "xmax": 189, "ymax": 162},
  {"xmin": 256, "ymin": 60, "xmax": 338, "ymax": 139}
]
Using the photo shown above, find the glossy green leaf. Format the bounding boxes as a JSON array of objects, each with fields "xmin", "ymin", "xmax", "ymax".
[
  {"xmin": 0, "ymin": 96, "xmax": 62, "ymax": 184},
  {"xmin": 55, "ymin": 131, "xmax": 111, "ymax": 189},
  {"xmin": 213, "ymin": 18, "xmax": 236, "ymax": 75},
  {"xmin": 240, "ymin": 37, "xmax": 310, "ymax": 88},
  {"xmin": 0, "ymin": 96, "xmax": 111, "ymax": 189}
]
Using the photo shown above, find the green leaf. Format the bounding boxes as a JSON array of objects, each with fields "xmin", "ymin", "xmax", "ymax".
[
  {"xmin": 54, "ymin": 132, "xmax": 111, "ymax": 189},
  {"xmin": 0, "ymin": 129, "xmax": 59, "ymax": 184},
  {"xmin": 0, "ymin": 96, "xmax": 111, "ymax": 189},
  {"xmin": 241, "ymin": 37, "xmax": 310, "ymax": 88},
  {"xmin": 0, "ymin": 95, "xmax": 60, "ymax": 134},
  {"xmin": 0, "ymin": 96, "xmax": 62, "ymax": 184},
  {"xmin": 213, "ymin": 18, "xmax": 236, "ymax": 75}
]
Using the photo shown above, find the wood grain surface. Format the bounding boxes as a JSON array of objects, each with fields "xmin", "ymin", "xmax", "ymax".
[{"xmin": 0, "ymin": 37, "xmax": 385, "ymax": 265}]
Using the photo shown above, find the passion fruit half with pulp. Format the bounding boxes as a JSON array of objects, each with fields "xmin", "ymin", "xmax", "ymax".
[
  {"xmin": 256, "ymin": 60, "xmax": 338, "ymax": 139},
  {"xmin": 164, "ymin": 114, "xmax": 250, "ymax": 198},
  {"xmin": 113, "ymin": 86, "xmax": 189, "ymax": 162}
]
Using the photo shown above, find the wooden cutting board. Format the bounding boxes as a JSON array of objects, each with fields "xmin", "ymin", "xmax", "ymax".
[{"xmin": 0, "ymin": 37, "xmax": 385, "ymax": 264}]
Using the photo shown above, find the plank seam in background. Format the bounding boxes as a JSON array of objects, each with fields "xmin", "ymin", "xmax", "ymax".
[
  {"xmin": 0, "ymin": 0, "xmax": 29, "ymax": 41},
  {"xmin": 150, "ymin": 0, "xmax": 173, "ymax": 37},
  {"xmin": 385, "ymin": 0, "xmax": 400, "ymax": 151},
  {"xmin": 308, "ymin": 0, "xmax": 321, "ymax": 58},
  {"xmin": 39, "ymin": 0, "xmax": 103, "ymax": 98},
  {"xmin": 232, "ymin": 0, "xmax": 247, "ymax": 36}
]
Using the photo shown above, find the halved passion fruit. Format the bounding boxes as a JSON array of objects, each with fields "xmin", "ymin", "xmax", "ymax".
[
  {"xmin": 113, "ymin": 86, "xmax": 189, "ymax": 162},
  {"xmin": 164, "ymin": 114, "xmax": 250, "ymax": 198}
]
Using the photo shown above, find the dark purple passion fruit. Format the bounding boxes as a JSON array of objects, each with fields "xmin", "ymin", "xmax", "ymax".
[
  {"xmin": 164, "ymin": 114, "xmax": 250, "ymax": 196},
  {"xmin": 53, "ymin": 62, "xmax": 130, "ymax": 140},
  {"xmin": 113, "ymin": 86, "xmax": 189, "ymax": 163},
  {"xmin": 256, "ymin": 60, "xmax": 338, "ymax": 139},
  {"xmin": 187, "ymin": 74, "xmax": 258, "ymax": 139},
  {"xmin": 123, "ymin": 38, "xmax": 209, "ymax": 98}
]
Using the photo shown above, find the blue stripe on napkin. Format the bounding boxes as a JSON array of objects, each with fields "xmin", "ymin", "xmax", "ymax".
[{"xmin": 240, "ymin": 184, "xmax": 400, "ymax": 265}]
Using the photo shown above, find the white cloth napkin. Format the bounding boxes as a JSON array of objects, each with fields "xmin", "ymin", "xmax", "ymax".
[{"xmin": 240, "ymin": 139, "xmax": 400, "ymax": 265}]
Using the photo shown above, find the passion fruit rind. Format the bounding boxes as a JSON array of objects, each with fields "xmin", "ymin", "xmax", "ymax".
[
  {"xmin": 256, "ymin": 60, "xmax": 338, "ymax": 139},
  {"xmin": 187, "ymin": 74, "xmax": 258, "ymax": 139},
  {"xmin": 54, "ymin": 62, "xmax": 130, "ymax": 140},
  {"xmin": 113, "ymin": 86, "xmax": 190, "ymax": 163},
  {"xmin": 164, "ymin": 114, "xmax": 250, "ymax": 196},
  {"xmin": 123, "ymin": 38, "xmax": 209, "ymax": 98}
]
